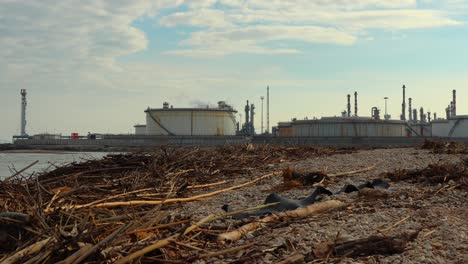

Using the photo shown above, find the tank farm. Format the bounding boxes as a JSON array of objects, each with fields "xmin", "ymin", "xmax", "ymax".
[{"xmin": 2, "ymin": 86, "xmax": 468, "ymax": 263}]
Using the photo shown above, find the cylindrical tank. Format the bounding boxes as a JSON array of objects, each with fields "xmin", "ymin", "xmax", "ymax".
[
  {"xmin": 291, "ymin": 117, "xmax": 407, "ymax": 137},
  {"xmin": 134, "ymin": 124, "xmax": 146, "ymax": 135},
  {"xmin": 145, "ymin": 106, "xmax": 237, "ymax": 136}
]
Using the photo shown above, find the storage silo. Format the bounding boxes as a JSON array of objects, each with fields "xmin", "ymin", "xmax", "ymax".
[
  {"xmin": 145, "ymin": 102, "xmax": 237, "ymax": 136},
  {"xmin": 134, "ymin": 124, "xmax": 147, "ymax": 135}
]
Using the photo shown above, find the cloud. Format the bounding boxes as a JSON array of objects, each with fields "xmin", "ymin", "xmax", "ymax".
[
  {"xmin": 0, "ymin": 0, "xmax": 181, "ymax": 73},
  {"xmin": 166, "ymin": 25, "xmax": 356, "ymax": 56},
  {"xmin": 159, "ymin": 0, "xmax": 461, "ymax": 56}
]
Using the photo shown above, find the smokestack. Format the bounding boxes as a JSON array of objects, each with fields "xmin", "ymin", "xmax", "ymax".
[
  {"xmin": 401, "ymin": 85, "xmax": 406, "ymax": 121},
  {"xmin": 434, "ymin": 112, "xmax": 437, "ymax": 120},
  {"xmin": 446, "ymin": 106, "xmax": 451, "ymax": 119},
  {"xmin": 453, "ymin": 90, "xmax": 457, "ymax": 116},
  {"xmin": 428, "ymin": 112, "xmax": 431, "ymax": 123},
  {"xmin": 267, "ymin": 86, "xmax": 270, "ymax": 133},
  {"xmin": 347, "ymin": 94, "xmax": 351, "ymax": 117},
  {"xmin": 250, "ymin": 103, "xmax": 255, "ymax": 136},
  {"xmin": 408, "ymin": 98, "xmax": 412, "ymax": 122},
  {"xmin": 245, "ymin": 100, "xmax": 250, "ymax": 133},
  {"xmin": 20, "ymin": 89, "xmax": 27, "ymax": 136},
  {"xmin": 354, "ymin": 92, "xmax": 358, "ymax": 117},
  {"xmin": 413, "ymin": 109, "xmax": 418, "ymax": 122},
  {"xmin": 420, "ymin": 107, "xmax": 424, "ymax": 123}
]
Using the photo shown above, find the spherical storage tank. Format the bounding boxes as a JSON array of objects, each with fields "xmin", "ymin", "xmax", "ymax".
[{"xmin": 145, "ymin": 102, "xmax": 237, "ymax": 136}]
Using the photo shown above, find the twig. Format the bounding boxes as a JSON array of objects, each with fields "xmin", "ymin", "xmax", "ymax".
[
  {"xmin": 3, "ymin": 160, "xmax": 39, "ymax": 182},
  {"xmin": 53, "ymin": 171, "xmax": 282, "ymax": 211}
]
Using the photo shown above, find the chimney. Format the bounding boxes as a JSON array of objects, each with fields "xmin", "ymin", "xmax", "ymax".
[
  {"xmin": 434, "ymin": 112, "xmax": 437, "ymax": 120},
  {"xmin": 250, "ymin": 103, "xmax": 255, "ymax": 136},
  {"xmin": 420, "ymin": 107, "xmax": 424, "ymax": 123},
  {"xmin": 408, "ymin": 98, "xmax": 412, "ymax": 122},
  {"xmin": 401, "ymin": 85, "xmax": 406, "ymax": 121},
  {"xmin": 347, "ymin": 94, "xmax": 351, "ymax": 117},
  {"xmin": 354, "ymin": 92, "xmax": 358, "ymax": 117},
  {"xmin": 20, "ymin": 89, "xmax": 28, "ymax": 136},
  {"xmin": 245, "ymin": 100, "xmax": 250, "ymax": 133},
  {"xmin": 428, "ymin": 112, "xmax": 431, "ymax": 123},
  {"xmin": 413, "ymin": 109, "xmax": 418, "ymax": 122},
  {"xmin": 453, "ymin": 90, "xmax": 457, "ymax": 116},
  {"xmin": 446, "ymin": 106, "xmax": 451, "ymax": 119}
]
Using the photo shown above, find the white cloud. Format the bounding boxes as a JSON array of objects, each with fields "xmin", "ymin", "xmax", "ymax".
[
  {"xmin": 166, "ymin": 25, "xmax": 355, "ymax": 56},
  {"xmin": 160, "ymin": 0, "xmax": 461, "ymax": 56}
]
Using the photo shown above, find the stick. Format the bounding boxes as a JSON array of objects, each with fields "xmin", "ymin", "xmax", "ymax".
[
  {"xmin": 3, "ymin": 160, "xmax": 39, "ymax": 182},
  {"xmin": 2, "ymin": 237, "xmax": 54, "ymax": 264},
  {"xmin": 218, "ymin": 200, "xmax": 345, "ymax": 242},
  {"xmin": 276, "ymin": 253, "xmax": 305, "ymax": 264},
  {"xmin": 72, "ymin": 222, "xmax": 132, "ymax": 264},
  {"xmin": 55, "ymin": 244, "xmax": 93, "ymax": 264},
  {"xmin": 53, "ymin": 171, "xmax": 281, "ymax": 211}
]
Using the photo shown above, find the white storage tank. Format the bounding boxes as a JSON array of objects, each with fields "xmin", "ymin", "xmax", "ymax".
[
  {"xmin": 134, "ymin": 124, "xmax": 147, "ymax": 135},
  {"xmin": 432, "ymin": 116, "xmax": 468, "ymax": 138},
  {"xmin": 145, "ymin": 102, "xmax": 237, "ymax": 136},
  {"xmin": 292, "ymin": 117, "xmax": 407, "ymax": 137}
]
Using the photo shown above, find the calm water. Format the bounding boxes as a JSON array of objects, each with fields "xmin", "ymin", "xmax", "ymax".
[{"xmin": 0, "ymin": 152, "xmax": 110, "ymax": 180}]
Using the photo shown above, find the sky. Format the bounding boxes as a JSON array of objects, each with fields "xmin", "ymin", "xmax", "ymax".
[{"xmin": 1, "ymin": 0, "xmax": 468, "ymax": 141}]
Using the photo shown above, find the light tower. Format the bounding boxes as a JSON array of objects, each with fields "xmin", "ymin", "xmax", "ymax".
[{"xmin": 20, "ymin": 89, "xmax": 28, "ymax": 136}]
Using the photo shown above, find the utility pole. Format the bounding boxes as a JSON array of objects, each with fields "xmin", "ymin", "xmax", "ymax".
[{"xmin": 260, "ymin": 96, "xmax": 264, "ymax": 134}]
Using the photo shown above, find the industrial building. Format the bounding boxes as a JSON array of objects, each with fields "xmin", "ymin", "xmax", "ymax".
[
  {"xmin": 290, "ymin": 117, "xmax": 407, "ymax": 137},
  {"xmin": 144, "ymin": 101, "xmax": 237, "ymax": 136}
]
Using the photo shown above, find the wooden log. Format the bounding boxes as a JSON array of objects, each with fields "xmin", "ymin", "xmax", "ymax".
[{"xmin": 217, "ymin": 200, "xmax": 345, "ymax": 242}]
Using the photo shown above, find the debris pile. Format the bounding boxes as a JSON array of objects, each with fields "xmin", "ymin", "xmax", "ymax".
[
  {"xmin": 0, "ymin": 145, "xmax": 353, "ymax": 263},
  {"xmin": 384, "ymin": 159, "xmax": 468, "ymax": 189},
  {"xmin": 421, "ymin": 139, "xmax": 467, "ymax": 154}
]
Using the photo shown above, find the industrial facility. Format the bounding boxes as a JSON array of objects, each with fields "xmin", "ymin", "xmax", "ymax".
[
  {"xmin": 142, "ymin": 101, "xmax": 237, "ymax": 136},
  {"xmin": 10, "ymin": 85, "xmax": 468, "ymax": 148}
]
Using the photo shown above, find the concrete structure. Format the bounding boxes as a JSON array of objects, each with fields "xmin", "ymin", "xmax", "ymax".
[
  {"xmin": 432, "ymin": 116, "xmax": 468, "ymax": 138},
  {"xmin": 145, "ymin": 102, "xmax": 237, "ymax": 136},
  {"xmin": 291, "ymin": 117, "xmax": 407, "ymax": 137},
  {"xmin": 134, "ymin": 124, "xmax": 146, "ymax": 135}
]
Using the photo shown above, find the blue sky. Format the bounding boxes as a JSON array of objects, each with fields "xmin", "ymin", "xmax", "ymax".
[{"xmin": 1, "ymin": 0, "xmax": 468, "ymax": 141}]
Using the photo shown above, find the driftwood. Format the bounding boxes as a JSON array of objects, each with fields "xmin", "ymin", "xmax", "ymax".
[
  {"xmin": 313, "ymin": 231, "xmax": 420, "ymax": 258},
  {"xmin": 2, "ymin": 237, "xmax": 55, "ymax": 264},
  {"xmin": 218, "ymin": 200, "xmax": 345, "ymax": 242},
  {"xmin": 51, "ymin": 171, "xmax": 281, "ymax": 211}
]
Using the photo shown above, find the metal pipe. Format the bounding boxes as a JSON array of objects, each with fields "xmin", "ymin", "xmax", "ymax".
[
  {"xmin": 20, "ymin": 89, "xmax": 27, "ymax": 136},
  {"xmin": 354, "ymin": 91, "xmax": 358, "ymax": 117}
]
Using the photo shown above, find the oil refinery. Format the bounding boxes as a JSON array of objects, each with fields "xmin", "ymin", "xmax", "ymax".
[{"xmin": 11, "ymin": 85, "xmax": 468, "ymax": 148}]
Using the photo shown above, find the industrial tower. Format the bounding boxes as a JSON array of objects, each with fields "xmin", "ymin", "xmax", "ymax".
[{"xmin": 20, "ymin": 89, "xmax": 28, "ymax": 136}]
